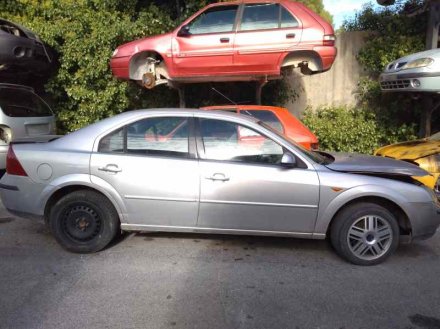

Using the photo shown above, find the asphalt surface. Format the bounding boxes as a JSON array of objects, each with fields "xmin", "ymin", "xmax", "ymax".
[{"xmin": 1, "ymin": 202, "xmax": 440, "ymax": 329}]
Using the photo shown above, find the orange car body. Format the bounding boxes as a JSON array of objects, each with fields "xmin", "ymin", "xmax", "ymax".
[{"xmin": 201, "ymin": 105, "xmax": 318, "ymax": 150}]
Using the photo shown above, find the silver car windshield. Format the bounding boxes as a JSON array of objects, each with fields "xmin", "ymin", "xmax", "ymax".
[{"xmin": 0, "ymin": 88, "xmax": 53, "ymax": 117}]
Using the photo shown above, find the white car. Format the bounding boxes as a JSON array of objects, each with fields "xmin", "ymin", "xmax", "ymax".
[
  {"xmin": 0, "ymin": 83, "xmax": 56, "ymax": 169},
  {"xmin": 380, "ymin": 49, "xmax": 440, "ymax": 92}
]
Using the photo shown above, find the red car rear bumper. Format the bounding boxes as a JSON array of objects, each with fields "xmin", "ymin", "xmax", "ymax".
[{"xmin": 110, "ymin": 56, "xmax": 130, "ymax": 79}]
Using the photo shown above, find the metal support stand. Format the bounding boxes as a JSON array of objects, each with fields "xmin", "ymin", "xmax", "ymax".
[
  {"xmin": 255, "ymin": 79, "xmax": 268, "ymax": 105},
  {"xmin": 426, "ymin": 0, "xmax": 440, "ymax": 49},
  {"xmin": 178, "ymin": 86, "xmax": 186, "ymax": 108},
  {"xmin": 169, "ymin": 82, "xmax": 186, "ymax": 108}
]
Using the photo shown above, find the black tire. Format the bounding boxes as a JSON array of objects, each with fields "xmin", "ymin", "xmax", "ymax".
[
  {"xmin": 49, "ymin": 190, "xmax": 119, "ymax": 253},
  {"xmin": 330, "ymin": 202, "xmax": 399, "ymax": 266}
]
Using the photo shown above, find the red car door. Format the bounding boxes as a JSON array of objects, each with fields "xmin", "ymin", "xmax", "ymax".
[
  {"xmin": 234, "ymin": 3, "xmax": 302, "ymax": 74},
  {"xmin": 172, "ymin": 4, "xmax": 239, "ymax": 76}
]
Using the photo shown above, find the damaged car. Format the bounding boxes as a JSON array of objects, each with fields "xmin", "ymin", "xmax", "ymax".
[
  {"xmin": 375, "ymin": 132, "xmax": 440, "ymax": 194},
  {"xmin": 0, "ymin": 109, "xmax": 439, "ymax": 265},
  {"xmin": 111, "ymin": 0, "xmax": 337, "ymax": 89},
  {"xmin": 0, "ymin": 18, "xmax": 52, "ymax": 76}
]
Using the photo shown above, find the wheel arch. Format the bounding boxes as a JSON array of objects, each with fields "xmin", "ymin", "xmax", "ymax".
[
  {"xmin": 325, "ymin": 196, "xmax": 412, "ymax": 238},
  {"xmin": 280, "ymin": 50, "xmax": 323, "ymax": 74},
  {"xmin": 43, "ymin": 184, "xmax": 124, "ymax": 226},
  {"xmin": 129, "ymin": 51, "xmax": 168, "ymax": 81}
]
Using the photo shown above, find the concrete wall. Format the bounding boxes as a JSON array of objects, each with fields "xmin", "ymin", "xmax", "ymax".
[{"xmin": 284, "ymin": 31, "xmax": 369, "ymax": 117}]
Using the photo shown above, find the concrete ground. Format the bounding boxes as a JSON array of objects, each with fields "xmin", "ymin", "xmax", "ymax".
[{"xmin": 1, "ymin": 203, "xmax": 440, "ymax": 329}]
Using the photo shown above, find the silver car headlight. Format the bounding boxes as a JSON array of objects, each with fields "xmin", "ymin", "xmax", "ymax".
[{"xmin": 402, "ymin": 58, "xmax": 434, "ymax": 70}]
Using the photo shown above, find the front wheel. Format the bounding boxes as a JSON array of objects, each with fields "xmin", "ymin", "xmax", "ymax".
[
  {"xmin": 49, "ymin": 190, "xmax": 119, "ymax": 253},
  {"xmin": 330, "ymin": 202, "xmax": 399, "ymax": 265}
]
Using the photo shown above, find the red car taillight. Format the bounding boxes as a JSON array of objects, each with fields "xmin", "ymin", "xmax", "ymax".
[
  {"xmin": 6, "ymin": 146, "xmax": 27, "ymax": 176},
  {"xmin": 323, "ymin": 34, "xmax": 336, "ymax": 46}
]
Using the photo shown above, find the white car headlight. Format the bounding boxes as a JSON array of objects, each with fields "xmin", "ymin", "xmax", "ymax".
[
  {"xmin": 403, "ymin": 57, "xmax": 434, "ymax": 70},
  {"xmin": 112, "ymin": 48, "xmax": 119, "ymax": 57}
]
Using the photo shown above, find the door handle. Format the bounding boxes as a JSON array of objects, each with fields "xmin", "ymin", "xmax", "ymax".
[
  {"xmin": 220, "ymin": 37, "xmax": 230, "ymax": 43},
  {"xmin": 205, "ymin": 173, "xmax": 230, "ymax": 182},
  {"xmin": 98, "ymin": 164, "xmax": 122, "ymax": 173},
  {"xmin": 286, "ymin": 33, "xmax": 296, "ymax": 39}
]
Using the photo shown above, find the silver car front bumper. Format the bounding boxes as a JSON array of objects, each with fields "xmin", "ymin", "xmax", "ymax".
[{"xmin": 380, "ymin": 72, "xmax": 440, "ymax": 93}]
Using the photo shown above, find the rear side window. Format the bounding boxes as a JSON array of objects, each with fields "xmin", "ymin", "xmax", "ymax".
[
  {"xmin": 239, "ymin": 110, "xmax": 284, "ymax": 132},
  {"xmin": 188, "ymin": 5, "xmax": 239, "ymax": 34},
  {"xmin": 240, "ymin": 4, "xmax": 280, "ymax": 31},
  {"xmin": 99, "ymin": 117, "xmax": 190, "ymax": 158},
  {"xmin": 0, "ymin": 88, "xmax": 53, "ymax": 117}
]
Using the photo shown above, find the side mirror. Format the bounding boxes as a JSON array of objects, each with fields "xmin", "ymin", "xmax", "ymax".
[
  {"xmin": 280, "ymin": 152, "xmax": 297, "ymax": 168},
  {"xmin": 178, "ymin": 25, "xmax": 191, "ymax": 37}
]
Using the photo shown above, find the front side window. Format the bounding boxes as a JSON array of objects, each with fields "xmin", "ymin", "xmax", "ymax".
[
  {"xmin": 240, "ymin": 4, "xmax": 280, "ymax": 31},
  {"xmin": 188, "ymin": 5, "xmax": 239, "ymax": 34},
  {"xmin": 200, "ymin": 118, "xmax": 283, "ymax": 164},
  {"xmin": 0, "ymin": 88, "xmax": 53, "ymax": 117},
  {"xmin": 99, "ymin": 117, "xmax": 190, "ymax": 158}
]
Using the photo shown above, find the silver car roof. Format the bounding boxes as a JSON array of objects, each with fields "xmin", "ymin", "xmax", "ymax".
[{"xmin": 51, "ymin": 108, "xmax": 261, "ymax": 152}]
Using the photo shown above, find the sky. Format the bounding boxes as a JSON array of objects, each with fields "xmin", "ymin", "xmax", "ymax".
[{"xmin": 323, "ymin": 0, "xmax": 379, "ymax": 29}]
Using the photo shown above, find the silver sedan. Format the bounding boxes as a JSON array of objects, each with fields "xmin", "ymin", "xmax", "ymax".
[{"xmin": 1, "ymin": 109, "xmax": 439, "ymax": 265}]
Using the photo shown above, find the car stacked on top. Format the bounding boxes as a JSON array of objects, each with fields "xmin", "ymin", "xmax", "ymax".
[
  {"xmin": 111, "ymin": 0, "xmax": 337, "ymax": 89},
  {"xmin": 380, "ymin": 48, "xmax": 440, "ymax": 93},
  {"xmin": 0, "ymin": 18, "xmax": 52, "ymax": 77}
]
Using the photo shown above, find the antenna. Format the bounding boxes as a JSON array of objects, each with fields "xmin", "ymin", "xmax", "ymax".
[{"xmin": 211, "ymin": 87, "xmax": 237, "ymax": 105}]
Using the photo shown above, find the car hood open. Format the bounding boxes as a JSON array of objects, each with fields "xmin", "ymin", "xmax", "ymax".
[{"xmin": 324, "ymin": 152, "xmax": 429, "ymax": 177}]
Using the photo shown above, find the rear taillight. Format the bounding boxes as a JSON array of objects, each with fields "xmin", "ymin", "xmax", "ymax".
[
  {"xmin": 311, "ymin": 143, "xmax": 319, "ymax": 151},
  {"xmin": 6, "ymin": 146, "xmax": 27, "ymax": 176},
  {"xmin": 323, "ymin": 34, "xmax": 336, "ymax": 46}
]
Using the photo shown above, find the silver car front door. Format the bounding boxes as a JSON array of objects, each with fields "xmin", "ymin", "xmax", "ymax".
[
  {"xmin": 196, "ymin": 118, "xmax": 319, "ymax": 233},
  {"xmin": 90, "ymin": 116, "xmax": 199, "ymax": 227}
]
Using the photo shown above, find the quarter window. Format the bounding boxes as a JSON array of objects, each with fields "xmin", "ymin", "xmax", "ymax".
[
  {"xmin": 240, "ymin": 4, "xmax": 280, "ymax": 31},
  {"xmin": 99, "ymin": 128, "xmax": 124, "ymax": 153},
  {"xmin": 188, "ymin": 5, "xmax": 239, "ymax": 34},
  {"xmin": 200, "ymin": 118, "xmax": 283, "ymax": 164},
  {"xmin": 281, "ymin": 7, "xmax": 299, "ymax": 28}
]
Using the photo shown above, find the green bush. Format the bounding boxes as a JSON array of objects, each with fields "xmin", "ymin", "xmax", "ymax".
[{"xmin": 302, "ymin": 107, "xmax": 417, "ymax": 154}]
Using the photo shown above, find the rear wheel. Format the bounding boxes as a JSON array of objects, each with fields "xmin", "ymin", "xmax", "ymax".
[
  {"xmin": 49, "ymin": 190, "xmax": 119, "ymax": 253},
  {"xmin": 330, "ymin": 202, "xmax": 399, "ymax": 265}
]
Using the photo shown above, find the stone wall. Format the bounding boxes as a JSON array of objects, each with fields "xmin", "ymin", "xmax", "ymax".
[{"xmin": 284, "ymin": 31, "xmax": 369, "ymax": 117}]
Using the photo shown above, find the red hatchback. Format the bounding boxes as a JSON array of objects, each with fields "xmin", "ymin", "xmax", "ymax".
[
  {"xmin": 202, "ymin": 105, "xmax": 319, "ymax": 150},
  {"xmin": 111, "ymin": 0, "xmax": 336, "ymax": 89}
]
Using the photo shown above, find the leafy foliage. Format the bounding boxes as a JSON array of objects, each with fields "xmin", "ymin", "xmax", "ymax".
[
  {"xmin": 342, "ymin": 1, "xmax": 431, "ymax": 138},
  {"xmin": 1, "ymin": 0, "xmax": 175, "ymax": 131},
  {"xmin": 343, "ymin": 3, "xmax": 426, "ymax": 75},
  {"xmin": 1, "ymin": 0, "xmax": 331, "ymax": 132},
  {"xmin": 302, "ymin": 107, "xmax": 417, "ymax": 154}
]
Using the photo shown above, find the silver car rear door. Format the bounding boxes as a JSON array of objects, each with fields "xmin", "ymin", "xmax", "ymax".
[{"xmin": 90, "ymin": 115, "xmax": 200, "ymax": 228}]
